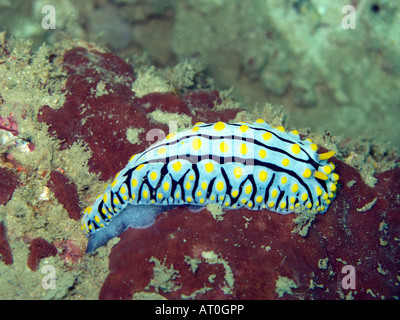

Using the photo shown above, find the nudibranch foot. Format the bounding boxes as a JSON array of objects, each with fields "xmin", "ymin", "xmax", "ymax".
[{"xmin": 86, "ymin": 204, "xmax": 174, "ymax": 253}]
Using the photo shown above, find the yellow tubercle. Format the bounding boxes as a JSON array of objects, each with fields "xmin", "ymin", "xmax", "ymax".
[
  {"xmin": 323, "ymin": 165, "xmax": 332, "ymax": 174},
  {"xmin": 214, "ymin": 121, "xmax": 225, "ymax": 131},
  {"xmin": 319, "ymin": 151, "xmax": 335, "ymax": 161},
  {"xmin": 276, "ymin": 126, "xmax": 285, "ymax": 132},
  {"xmin": 310, "ymin": 143, "xmax": 318, "ymax": 151},
  {"xmin": 303, "ymin": 168, "xmax": 312, "ymax": 178},
  {"xmin": 291, "ymin": 144, "xmax": 301, "ymax": 155},
  {"xmin": 314, "ymin": 170, "xmax": 328, "ymax": 181}
]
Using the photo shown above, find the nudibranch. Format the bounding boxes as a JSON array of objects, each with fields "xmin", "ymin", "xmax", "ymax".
[{"xmin": 81, "ymin": 120, "xmax": 338, "ymax": 252}]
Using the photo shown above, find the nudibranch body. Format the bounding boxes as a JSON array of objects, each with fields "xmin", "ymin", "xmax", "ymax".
[{"xmin": 82, "ymin": 120, "xmax": 338, "ymax": 252}]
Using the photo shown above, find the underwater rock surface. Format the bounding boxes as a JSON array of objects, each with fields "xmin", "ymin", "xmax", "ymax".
[
  {"xmin": 100, "ymin": 161, "xmax": 400, "ymax": 300},
  {"xmin": 0, "ymin": 43, "xmax": 399, "ymax": 299}
]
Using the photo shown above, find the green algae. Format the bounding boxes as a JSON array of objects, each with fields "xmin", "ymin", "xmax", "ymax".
[
  {"xmin": 146, "ymin": 256, "xmax": 181, "ymax": 293},
  {"xmin": 275, "ymin": 275, "xmax": 299, "ymax": 298},
  {"xmin": 0, "ymin": 34, "xmax": 110, "ymax": 299}
]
